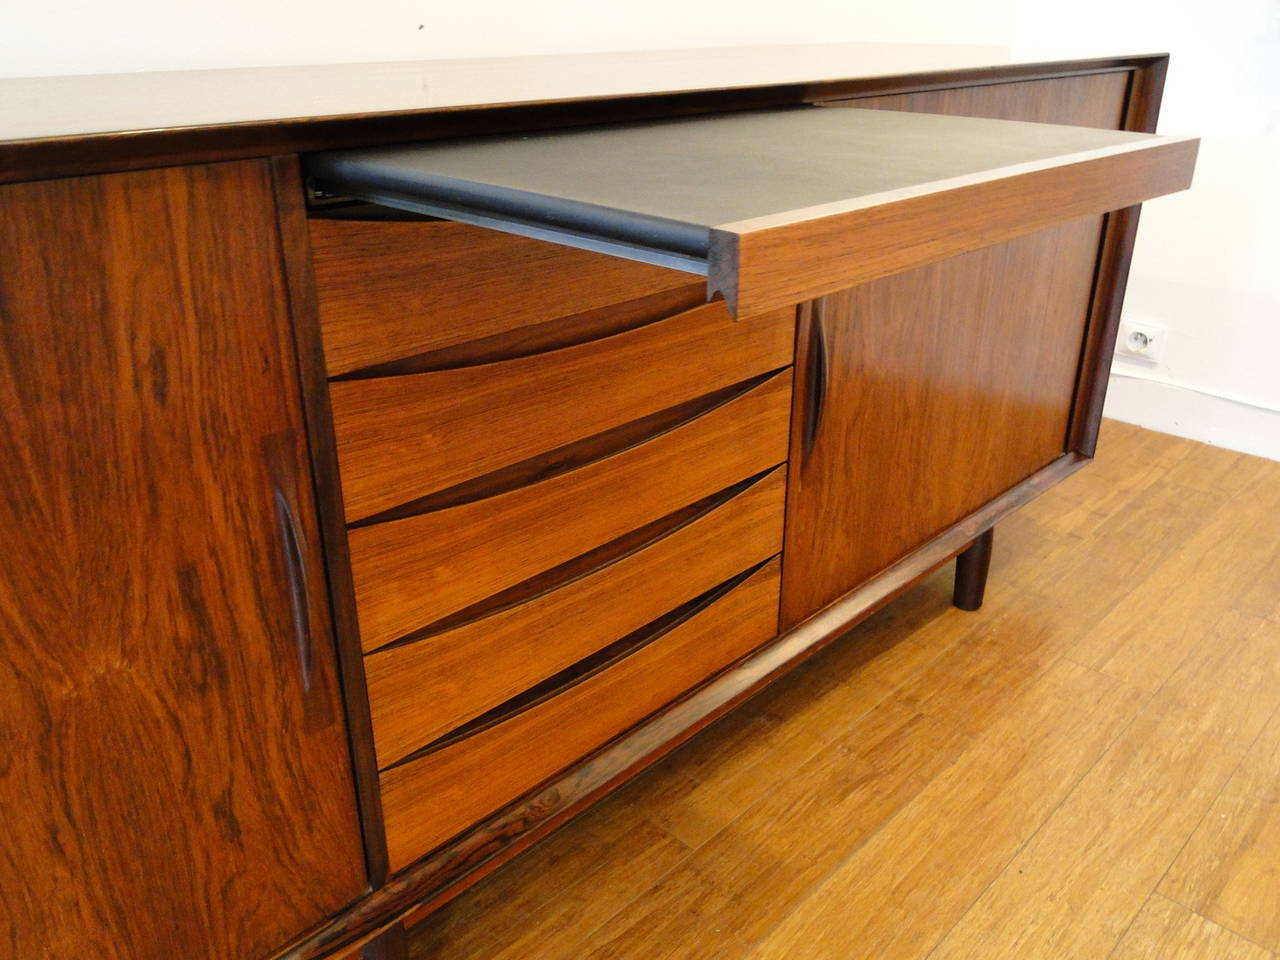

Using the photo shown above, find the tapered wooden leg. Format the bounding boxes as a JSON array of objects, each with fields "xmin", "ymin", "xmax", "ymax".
[
  {"xmin": 362, "ymin": 923, "xmax": 409, "ymax": 960},
  {"xmin": 953, "ymin": 528, "xmax": 994, "ymax": 611}
]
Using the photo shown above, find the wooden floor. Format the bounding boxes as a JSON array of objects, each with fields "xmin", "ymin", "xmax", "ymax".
[{"xmin": 406, "ymin": 420, "xmax": 1280, "ymax": 960}]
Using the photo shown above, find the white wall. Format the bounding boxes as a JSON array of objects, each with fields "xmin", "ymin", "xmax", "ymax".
[
  {"xmin": 4, "ymin": 0, "xmax": 1276, "ymax": 460},
  {"xmin": 0, "ymin": 0, "xmax": 1015, "ymax": 78}
]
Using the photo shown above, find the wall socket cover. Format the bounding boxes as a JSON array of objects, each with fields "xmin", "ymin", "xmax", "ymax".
[{"xmin": 1116, "ymin": 317, "xmax": 1167, "ymax": 364}]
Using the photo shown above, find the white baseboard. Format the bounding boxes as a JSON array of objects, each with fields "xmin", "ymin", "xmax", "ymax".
[{"xmin": 1103, "ymin": 370, "xmax": 1280, "ymax": 462}]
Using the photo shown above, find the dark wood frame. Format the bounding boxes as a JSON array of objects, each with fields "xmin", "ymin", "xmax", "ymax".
[
  {"xmin": 1068, "ymin": 56, "xmax": 1167, "ymax": 455},
  {"xmin": 270, "ymin": 156, "xmax": 392, "ymax": 887},
  {"xmin": 149, "ymin": 55, "xmax": 1164, "ymax": 960}
]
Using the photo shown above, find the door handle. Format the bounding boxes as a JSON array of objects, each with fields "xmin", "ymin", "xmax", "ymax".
[
  {"xmin": 274, "ymin": 486, "xmax": 315, "ymax": 696},
  {"xmin": 263, "ymin": 431, "xmax": 316, "ymax": 700},
  {"xmin": 801, "ymin": 301, "xmax": 829, "ymax": 465}
]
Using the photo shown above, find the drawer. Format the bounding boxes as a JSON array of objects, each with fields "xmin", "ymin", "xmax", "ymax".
[
  {"xmin": 310, "ymin": 217, "xmax": 703, "ymax": 377},
  {"xmin": 348, "ymin": 369, "xmax": 791, "ymax": 651},
  {"xmin": 365, "ymin": 466, "xmax": 786, "ymax": 767},
  {"xmin": 330, "ymin": 300, "xmax": 795, "ymax": 523},
  {"xmin": 379, "ymin": 556, "xmax": 782, "ymax": 870},
  {"xmin": 306, "ymin": 108, "xmax": 1195, "ymax": 318}
]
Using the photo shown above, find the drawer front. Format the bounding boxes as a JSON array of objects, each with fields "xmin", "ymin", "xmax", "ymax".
[
  {"xmin": 310, "ymin": 218, "xmax": 702, "ymax": 377},
  {"xmin": 379, "ymin": 557, "xmax": 782, "ymax": 870},
  {"xmin": 348, "ymin": 370, "xmax": 792, "ymax": 651},
  {"xmin": 365, "ymin": 466, "xmax": 786, "ymax": 767},
  {"xmin": 308, "ymin": 109, "xmax": 1194, "ymax": 320},
  {"xmin": 330, "ymin": 301, "xmax": 794, "ymax": 523}
]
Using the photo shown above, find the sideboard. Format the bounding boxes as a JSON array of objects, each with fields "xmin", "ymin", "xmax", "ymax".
[{"xmin": 0, "ymin": 44, "xmax": 1197, "ymax": 959}]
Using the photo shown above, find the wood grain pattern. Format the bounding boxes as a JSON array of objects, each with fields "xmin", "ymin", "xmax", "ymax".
[
  {"xmin": 0, "ymin": 163, "xmax": 365, "ymax": 960},
  {"xmin": 1110, "ymin": 895, "xmax": 1275, "ymax": 960},
  {"xmin": 345, "ymin": 375, "xmax": 780, "ymax": 528},
  {"xmin": 402, "ymin": 795, "xmax": 694, "ymax": 960},
  {"xmin": 310, "ymin": 217, "xmax": 700, "ymax": 377},
  {"xmin": 329, "ymin": 302, "xmax": 793, "ymax": 522},
  {"xmin": 700, "ymin": 659, "xmax": 1144, "ymax": 960},
  {"xmin": 349, "ymin": 370, "xmax": 791, "ymax": 651},
  {"xmin": 1065, "ymin": 442, "xmax": 1280, "ymax": 694},
  {"xmin": 831, "ymin": 68, "xmax": 1129, "ymax": 127},
  {"xmin": 339, "ymin": 285, "xmax": 712, "ymax": 381},
  {"xmin": 335, "ymin": 58, "xmax": 1172, "ymax": 942},
  {"xmin": 709, "ymin": 134, "xmax": 1196, "ymax": 316},
  {"xmin": 0, "ymin": 55, "xmax": 1187, "ymax": 960},
  {"xmin": 838, "ymin": 67, "xmax": 1141, "ymax": 461},
  {"xmin": 1235, "ymin": 706, "xmax": 1280, "ymax": 805},
  {"xmin": 780, "ymin": 218, "xmax": 1104, "ymax": 627},
  {"xmin": 1159, "ymin": 788, "xmax": 1280, "ymax": 953},
  {"xmin": 399, "ymin": 422, "xmax": 1280, "ymax": 960},
  {"xmin": 454, "ymin": 703, "xmax": 964, "ymax": 960},
  {"xmin": 1160, "ymin": 691, "xmax": 1280, "ymax": 954},
  {"xmin": 278, "ymin": 451, "xmax": 1087, "ymax": 960},
  {"xmin": 270, "ymin": 155, "xmax": 392, "ymax": 886},
  {"xmin": 379, "ymin": 559, "xmax": 783, "ymax": 872},
  {"xmin": 924, "ymin": 609, "xmax": 1280, "ymax": 960},
  {"xmin": 365, "ymin": 468, "xmax": 786, "ymax": 767},
  {"xmin": 847, "ymin": 68, "xmax": 1141, "ymax": 467}
]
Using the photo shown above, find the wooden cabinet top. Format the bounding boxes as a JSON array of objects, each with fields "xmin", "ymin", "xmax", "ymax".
[{"xmin": 0, "ymin": 43, "xmax": 1166, "ymax": 184}]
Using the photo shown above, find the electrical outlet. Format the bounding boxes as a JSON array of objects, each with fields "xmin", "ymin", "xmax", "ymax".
[{"xmin": 1116, "ymin": 317, "xmax": 1167, "ymax": 364}]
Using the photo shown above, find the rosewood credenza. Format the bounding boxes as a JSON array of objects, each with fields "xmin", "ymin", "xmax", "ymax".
[{"xmin": 0, "ymin": 44, "xmax": 1196, "ymax": 959}]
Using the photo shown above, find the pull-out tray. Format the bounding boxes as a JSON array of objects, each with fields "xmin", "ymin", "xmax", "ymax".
[{"xmin": 305, "ymin": 107, "xmax": 1197, "ymax": 315}]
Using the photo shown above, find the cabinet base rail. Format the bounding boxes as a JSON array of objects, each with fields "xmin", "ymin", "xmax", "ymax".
[{"xmin": 276, "ymin": 453, "xmax": 1087, "ymax": 960}]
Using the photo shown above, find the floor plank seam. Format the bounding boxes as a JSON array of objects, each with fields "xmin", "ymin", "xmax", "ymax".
[
  {"xmin": 1140, "ymin": 696, "xmax": 1280, "ymax": 960},
  {"xmin": 539, "ymin": 611, "xmax": 980, "ymax": 960},
  {"xmin": 586, "ymin": 630, "xmax": 970, "ymax": 956},
  {"xmin": 1081, "ymin": 640, "xmax": 1259, "ymax": 960},
  {"xmin": 737, "ymin": 644, "xmax": 1130, "ymax": 957},
  {"xmin": 712, "ymin": 632, "xmax": 997, "ymax": 953},
  {"xmin": 918, "ymin": 658, "xmax": 1154, "ymax": 960},
  {"xmin": 1101, "ymin": 891, "xmax": 1161, "ymax": 960},
  {"xmin": 1154, "ymin": 889, "xmax": 1280, "ymax": 958},
  {"xmin": 1092, "ymin": 607, "xmax": 1280, "ymax": 960},
  {"xmin": 717, "ymin": 577, "xmax": 1154, "ymax": 956},
  {"xmin": 736, "ymin": 746, "xmax": 971, "ymax": 958},
  {"xmin": 410, "ymin": 425, "xmax": 1280, "ymax": 960}
]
